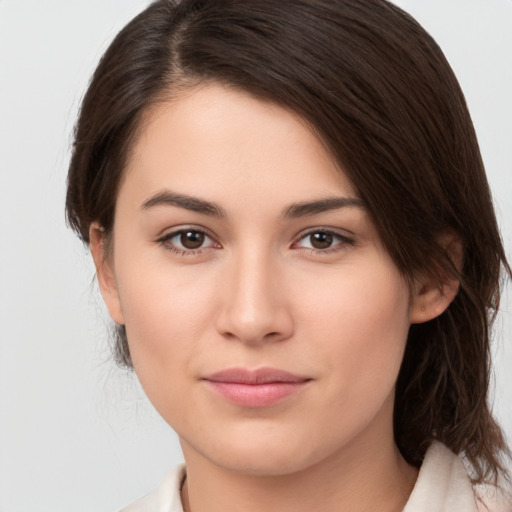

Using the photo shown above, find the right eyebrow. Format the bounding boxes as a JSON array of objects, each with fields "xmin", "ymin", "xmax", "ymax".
[{"xmin": 140, "ymin": 190, "xmax": 225, "ymax": 217}]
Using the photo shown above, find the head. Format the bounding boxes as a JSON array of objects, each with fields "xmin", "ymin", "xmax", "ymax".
[{"xmin": 66, "ymin": 0, "xmax": 510, "ymax": 482}]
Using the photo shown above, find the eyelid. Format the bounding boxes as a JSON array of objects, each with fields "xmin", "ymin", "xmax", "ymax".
[
  {"xmin": 292, "ymin": 227, "xmax": 355, "ymax": 251},
  {"xmin": 157, "ymin": 225, "xmax": 221, "ymax": 253}
]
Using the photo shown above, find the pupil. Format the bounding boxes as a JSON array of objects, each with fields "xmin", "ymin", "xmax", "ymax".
[
  {"xmin": 311, "ymin": 232, "xmax": 333, "ymax": 249},
  {"xmin": 181, "ymin": 231, "xmax": 205, "ymax": 249}
]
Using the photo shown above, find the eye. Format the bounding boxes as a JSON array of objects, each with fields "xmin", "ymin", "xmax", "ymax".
[
  {"xmin": 294, "ymin": 230, "xmax": 353, "ymax": 252},
  {"xmin": 158, "ymin": 228, "xmax": 218, "ymax": 253}
]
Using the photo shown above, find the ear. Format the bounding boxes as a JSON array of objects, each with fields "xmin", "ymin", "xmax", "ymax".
[
  {"xmin": 410, "ymin": 233, "xmax": 463, "ymax": 324},
  {"xmin": 89, "ymin": 223, "xmax": 125, "ymax": 325}
]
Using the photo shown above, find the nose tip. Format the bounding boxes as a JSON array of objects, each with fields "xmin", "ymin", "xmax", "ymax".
[
  {"xmin": 220, "ymin": 309, "xmax": 290, "ymax": 345},
  {"xmin": 215, "ymin": 257, "xmax": 294, "ymax": 345}
]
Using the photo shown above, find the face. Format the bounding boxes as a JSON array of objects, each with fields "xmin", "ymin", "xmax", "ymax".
[{"xmin": 93, "ymin": 83, "xmax": 433, "ymax": 476}]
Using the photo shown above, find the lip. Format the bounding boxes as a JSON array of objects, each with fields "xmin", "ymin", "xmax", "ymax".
[{"xmin": 202, "ymin": 367, "xmax": 312, "ymax": 407}]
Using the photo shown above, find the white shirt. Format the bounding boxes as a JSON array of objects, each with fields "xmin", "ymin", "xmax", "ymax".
[{"xmin": 120, "ymin": 442, "xmax": 511, "ymax": 512}]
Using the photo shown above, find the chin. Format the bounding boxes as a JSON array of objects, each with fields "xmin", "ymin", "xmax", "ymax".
[
  {"xmin": 210, "ymin": 449, "xmax": 316, "ymax": 477},
  {"xmin": 181, "ymin": 426, "xmax": 341, "ymax": 477}
]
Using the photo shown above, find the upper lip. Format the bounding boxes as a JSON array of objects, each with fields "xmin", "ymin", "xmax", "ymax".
[{"xmin": 203, "ymin": 367, "xmax": 311, "ymax": 384}]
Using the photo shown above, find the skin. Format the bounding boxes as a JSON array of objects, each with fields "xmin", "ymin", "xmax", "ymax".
[{"xmin": 91, "ymin": 83, "xmax": 458, "ymax": 512}]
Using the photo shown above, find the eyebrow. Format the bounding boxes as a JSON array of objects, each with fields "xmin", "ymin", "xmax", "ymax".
[
  {"xmin": 140, "ymin": 190, "xmax": 365, "ymax": 218},
  {"xmin": 284, "ymin": 196, "xmax": 365, "ymax": 217},
  {"xmin": 141, "ymin": 190, "xmax": 225, "ymax": 217}
]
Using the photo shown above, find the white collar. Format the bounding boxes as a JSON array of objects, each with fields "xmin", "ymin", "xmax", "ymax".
[
  {"xmin": 121, "ymin": 442, "xmax": 497, "ymax": 512},
  {"xmin": 121, "ymin": 463, "xmax": 186, "ymax": 512},
  {"xmin": 403, "ymin": 441, "xmax": 477, "ymax": 511}
]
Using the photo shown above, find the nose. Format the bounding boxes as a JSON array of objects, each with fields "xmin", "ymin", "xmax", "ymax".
[{"xmin": 215, "ymin": 249, "xmax": 294, "ymax": 345}]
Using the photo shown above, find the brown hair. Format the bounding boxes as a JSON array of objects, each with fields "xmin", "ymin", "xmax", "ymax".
[{"xmin": 66, "ymin": 0, "xmax": 510, "ymax": 483}]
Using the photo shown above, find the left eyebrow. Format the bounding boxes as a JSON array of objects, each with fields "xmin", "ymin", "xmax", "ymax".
[{"xmin": 283, "ymin": 197, "xmax": 365, "ymax": 218}]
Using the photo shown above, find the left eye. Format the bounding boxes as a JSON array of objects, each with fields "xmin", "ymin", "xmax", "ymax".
[
  {"xmin": 162, "ymin": 229, "xmax": 216, "ymax": 251},
  {"xmin": 295, "ymin": 231, "xmax": 351, "ymax": 250}
]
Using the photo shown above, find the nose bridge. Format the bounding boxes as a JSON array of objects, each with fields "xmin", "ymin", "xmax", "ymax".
[{"xmin": 216, "ymin": 244, "xmax": 293, "ymax": 344}]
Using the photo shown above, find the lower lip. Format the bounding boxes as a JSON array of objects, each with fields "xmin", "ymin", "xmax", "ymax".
[{"xmin": 204, "ymin": 381, "xmax": 309, "ymax": 407}]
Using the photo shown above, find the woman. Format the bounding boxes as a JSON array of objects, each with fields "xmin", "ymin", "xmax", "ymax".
[{"xmin": 66, "ymin": 0, "xmax": 511, "ymax": 510}]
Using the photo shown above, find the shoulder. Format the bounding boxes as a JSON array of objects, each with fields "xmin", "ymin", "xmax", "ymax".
[
  {"xmin": 404, "ymin": 442, "xmax": 511, "ymax": 512},
  {"xmin": 120, "ymin": 464, "xmax": 186, "ymax": 512}
]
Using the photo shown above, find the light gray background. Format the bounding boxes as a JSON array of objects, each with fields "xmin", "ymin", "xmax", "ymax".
[{"xmin": 0, "ymin": 1, "xmax": 510, "ymax": 511}]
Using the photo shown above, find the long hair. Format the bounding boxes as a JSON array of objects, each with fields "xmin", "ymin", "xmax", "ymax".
[{"xmin": 66, "ymin": 0, "xmax": 510, "ymax": 482}]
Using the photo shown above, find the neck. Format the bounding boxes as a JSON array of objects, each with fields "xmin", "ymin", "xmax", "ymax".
[{"xmin": 180, "ymin": 415, "xmax": 418, "ymax": 512}]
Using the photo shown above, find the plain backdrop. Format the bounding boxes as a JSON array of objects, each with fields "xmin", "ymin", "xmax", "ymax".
[{"xmin": 0, "ymin": 1, "xmax": 511, "ymax": 511}]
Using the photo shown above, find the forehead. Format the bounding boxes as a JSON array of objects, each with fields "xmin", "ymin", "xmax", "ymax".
[{"xmin": 120, "ymin": 83, "xmax": 357, "ymax": 214}]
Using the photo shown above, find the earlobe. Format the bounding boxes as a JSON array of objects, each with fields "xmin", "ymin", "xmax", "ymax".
[
  {"xmin": 410, "ymin": 233, "xmax": 463, "ymax": 324},
  {"xmin": 89, "ymin": 223, "xmax": 125, "ymax": 325}
]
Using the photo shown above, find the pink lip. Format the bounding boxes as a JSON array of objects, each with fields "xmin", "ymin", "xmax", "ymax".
[{"xmin": 202, "ymin": 367, "xmax": 311, "ymax": 407}]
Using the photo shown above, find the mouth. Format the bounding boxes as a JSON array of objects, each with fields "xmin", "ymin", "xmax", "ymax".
[{"xmin": 202, "ymin": 367, "xmax": 312, "ymax": 407}]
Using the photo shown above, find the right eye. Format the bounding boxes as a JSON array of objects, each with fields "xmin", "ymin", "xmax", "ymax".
[{"xmin": 158, "ymin": 228, "xmax": 219, "ymax": 254}]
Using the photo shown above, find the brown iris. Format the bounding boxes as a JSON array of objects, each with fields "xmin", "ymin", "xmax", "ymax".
[
  {"xmin": 180, "ymin": 231, "xmax": 205, "ymax": 249},
  {"xmin": 310, "ymin": 232, "xmax": 334, "ymax": 249}
]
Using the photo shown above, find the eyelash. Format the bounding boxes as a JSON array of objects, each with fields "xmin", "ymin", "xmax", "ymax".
[
  {"xmin": 157, "ymin": 227, "xmax": 354, "ymax": 256},
  {"xmin": 293, "ymin": 229, "xmax": 355, "ymax": 254},
  {"xmin": 157, "ymin": 227, "xmax": 219, "ymax": 256}
]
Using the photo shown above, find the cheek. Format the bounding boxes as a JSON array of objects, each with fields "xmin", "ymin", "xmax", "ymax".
[
  {"xmin": 298, "ymin": 263, "xmax": 411, "ymax": 393},
  {"xmin": 114, "ymin": 257, "xmax": 218, "ymax": 390}
]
